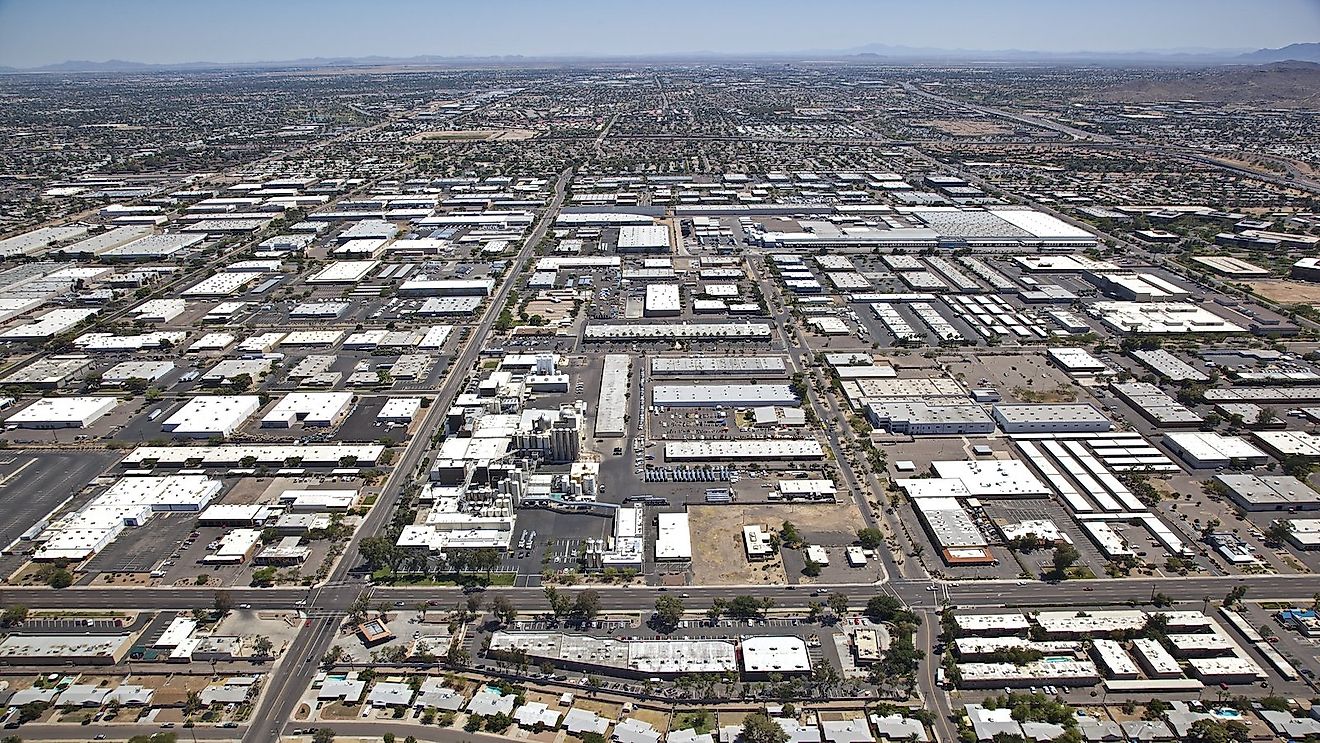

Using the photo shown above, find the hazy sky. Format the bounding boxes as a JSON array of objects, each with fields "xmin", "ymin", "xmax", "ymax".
[{"xmin": 1, "ymin": 0, "xmax": 1317, "ymax": 67}]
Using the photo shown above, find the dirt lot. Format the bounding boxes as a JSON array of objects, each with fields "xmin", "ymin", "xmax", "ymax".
[
  {"xmin": 405, "ymin": 128, "xmax": 536, "ymax": 142},
  {"xmin": 948, "ymin": 352, "xmax": 1080, "ymax": 403},
  {"xmin": 916, "ymin": 119, "xmax": 1012, "ymax": 137},
  {"xmin": 688, "ymin": 503, "xmax": 866, "ymax": 585},
  {"xmin": 1250, "ymin": 280, "xmax": 1320, "ymax": 304}
]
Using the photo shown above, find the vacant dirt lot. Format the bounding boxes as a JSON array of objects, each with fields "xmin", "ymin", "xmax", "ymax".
[
  {"xmin": 688, "ymin": 503, "xmax": 866, "ymax": 585},
  {"xmin": 916, "ymin": 119, "xmax": 1012, "ymax": 136},
  {"xmin": 1249, "ymin": 280, "xmax": 1320, "ymax": 304},
  {"xmin": 405, "ymin": 128, "xmax": 536, "ymax": 142}
]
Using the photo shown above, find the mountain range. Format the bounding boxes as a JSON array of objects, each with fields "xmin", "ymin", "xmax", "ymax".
[{"xmin": 2, "ymin": 42, "xmax": 1318, "ymax": 74}]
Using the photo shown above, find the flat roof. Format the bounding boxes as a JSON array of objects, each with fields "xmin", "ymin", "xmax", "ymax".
[
  {"xmin": 655, "ymin": 512, "xmax": 692, "ymax": 560},
  {"xmin": 741, "ymin": 635, "xmax": 811, "ymax": 673}
]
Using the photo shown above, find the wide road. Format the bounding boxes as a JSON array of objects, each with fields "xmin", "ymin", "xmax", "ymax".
[{"xmin": 7, "ymin": 573, "xmax": 1317, "ymax": 614}]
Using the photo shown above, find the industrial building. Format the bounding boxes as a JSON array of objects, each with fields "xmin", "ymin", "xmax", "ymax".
[
  {"xmin": 643, "ymin": 284, "xmax": 681, "ymax": 317},
  {"xmin": 866, "ymin": 400, "xmax": 995, "ymax": 435},
  {"xmin": 4, "ymin": 396, "xmax": 117, "ymax": 429},
  {"xmin": 161, "ymin": 396, "xmax": 261, "ymax": 438},
  {"xmin": 584, "ymin": 322, "xmax": 772, "ymax": 341},
  {"xmin": 1164, "ymin": 432, "xmax": 1270, "ymax": 469},
  {"xmin": 649, "ymin": 356, "xmax": 787, "ymax": 377},
  {"xmin": 1213, "ymin": 474, "xmax": 1320, "ymax": 511},
  {"xmin": 664, "ymin": 440, "xmax": 823, "ymax": 461},
  {"xmin": 655, "ymin": 512, "xmax": 692, "ymax": 561},
  {"xmin": 616, "ymin": 224, "xmax": 671, "ymax": 252},
  {"xmin": 261, "ymin": 392, "xmax": 354, "ymax": 428},
  {"xmin": 991, "ymin": 404, "xmax": 1111, "ymax": 433},
  {"xmin": 653, "ymin": 383, "xmax": 796, "ymax": 408}
]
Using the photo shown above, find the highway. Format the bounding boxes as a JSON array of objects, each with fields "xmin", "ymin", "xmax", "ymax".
[{"xmin": 6, "ymin": 573, "xmax": 1317, "ymax": 614}]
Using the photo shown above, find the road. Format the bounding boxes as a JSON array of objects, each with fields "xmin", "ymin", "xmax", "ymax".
[
  {"xmin": 7, "ymin": 573, "xmax": 1317, "ymax": 614},
  {"xmin": 233, "ymin": 168, "xmax": 574, "ymax": 743}
]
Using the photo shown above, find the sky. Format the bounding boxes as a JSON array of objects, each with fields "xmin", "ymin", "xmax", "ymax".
[{"xmin": 0, "ymin": 0, "xmax": 1318, "ymax": 67}]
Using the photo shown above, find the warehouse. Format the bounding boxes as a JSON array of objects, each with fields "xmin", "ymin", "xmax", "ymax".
[
  {"xmin": 101, "ymin": 233, "xmax": 205, "ymax": 260},
  {"xmin": 378, "ymin": 397, "xmax": 422, "ymax": 423},
  {"xmin": 1129, "ymin": 348, "xmax": 1209, "ymax": 382},
  {"xmin": 121, "ymin": 443, "xmax": 383, "ymax": 467},
  {"xmin": 1293, "ymin": 257, "xmax": 1320, "ymax": 282},
  {"xmin": 1164, "ymin": 432, "xmax": 1270, "ymax": 469},
  {"xmin": 1112, "ymin": 382, "xmax": 1203, "ymax": 427},
  {"xmin": 653, "ymin": 384, "xmax": 796, "ymax": 408},
  {"xmin": 908, "ymin": 495, "xmax": 994, "ymax": 565},
  {"xmin": 616, "ymin": 224, "xmax": 671, "ymax": 252},
  {"xmin": 182, "ymin": 272, "xmax": 257, "ymax": 296},
  {"xmin": 655, "ymin": 512, "xmax": 692, "ymax": 561},
  {"xmin": 992, "ymin": 404, "xmax": 1111, "ymax": 433},
  {"xmin": 1, "ymin": 308, "xmax": 99, "ymax": 341},
  {"xmin": 198, "ymin": 504, "xmax": 272, "ymax": 526},
  {"xmin": 162, "ymin": 396, "xmax": 261, "ymax": 438},
  {"xmin": 0, "ymin": 224, "xmax": 90, "ymax": 258},
  {"xmin": 399, "ymin": 278, "xmax": 495, "ymax": 296},
  {"xmin": 0, "ymin": 355, "xmax": 93, "ymax": 388},
  {"xmin": 595, "ymin": 354, "xmax": 631, "ymax": 437},
  {"xmin": 741, "ymin": 636, "xmax": 811, "ymax": 677},
  {"xmin": 307, "ymin": 260, "xmax": 380, "ymax": 284},
  {"xmin": 644, "ymin": 284, "xmax": 681, "ymax": 317},
  {"xmin": 337, "ymin": 219, "xmax": 398, "ymax": 242},
  {"xmin": 33, "ymin": 474, "xmax": 221, "ymax": 561},
  {"xmin": 867, "ymin": 401, "xmax": 995, "ymax": 435},
  {"xmin": 650, "ymin": 356, "xmax": 787, "ymax": 377},
  {"xmin": 1213, "ymin": 474, "xmax": 1320, "ymax": 511},
  {"xmin": 0, "ymin": 634, "xmax": 133, "ymax": 665},
  {"xmin": 664, "ymin": 440, "xmax": 823, "ymax": 461},
  {"xmin": 4, "ymin": 396, "xmax": 117, "ymax": 429},
  {"xmin": 103, "ymin": 360, "xmax": 175, "ymax": 385},
  {"xmin": 1047, "ymin": 347, "xmax": 1109, "ymax": 375},
  {"xmin": 418, "ymin": 296, "xmax": 483, "ymax": 315},
  {"xmin": 1252, "ymin": 430, "xmax": 1320, "ymax": 459},
  {"xmin": 261, "ymin": 392, "xmax": 353, "ymax": 428},
  {"xmin": 584, "ymin": 322, "xmax": 772, "ymax": 341},
  {"xmin": 1092, "ymin": 302, "xmax": 1244, "ymax": 334},
  {"xmin": 1191, "ymin": 256, "xmax": 1270, "ymax": 278},
  {"xmin": 1083, "ymin": 271, "xmax": 1190, "ymax": 301}
]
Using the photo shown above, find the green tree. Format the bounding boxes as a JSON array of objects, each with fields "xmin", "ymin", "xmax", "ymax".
[
  {"xmin": 358, "ymin": 537, "xmax": 396, "ymax": 571},
  {"xmin": 827, "ymin": 593, "xmax": 849, "ymax": 618},
  {"xmin": 1225, "ymin": 584, "xmax": 1248, "ymax": 607},
  {"xmin": 571, "ymin": 590, "xmax": 601, "ymax": 624},
  {"xmin": 779, "ymin": 521, "xmax": 802, "ymax": 547},
  {"xmin": 1051, "ymin": 544, "xmax": 1080, "ymax": 576},
  {"xmin": 490, "ymin": 595, "xmax": 517, "ymax": 627},
  {"xmin": 252, "ymin": 636, "xmax": 274, "ymax": 657},
  {"xmin": 728, "ymin": 595, "xmax": 768, "ymax": 619},
  {"xmin": 1185, "ymin": 718, "xmax": 1250, "ymax": 743},
  {"xmin": 45, "ymin": 568, "xmax": 73, "ymax": 589},
  {"xmin": 856, "ymin": 527, "xmax": 885, "ymax": 550},
  {"xmin": 1, "ymin": 605, "xmax": 28, "ymax": 627},
  {"xmin": 738, "ymin": 711, "xmax": 789, "ymax": 743},
  {"xmin": 544, "ymin": 585, "xmax": 571, "ymax": 622},
  {"xmin": 653, "ymin": 595, "xmax": 685, "ymax": 630}
]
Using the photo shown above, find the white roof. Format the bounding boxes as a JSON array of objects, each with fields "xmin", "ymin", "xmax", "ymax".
[
  {"xmin": 740, "ymin": 635, "xmax": 811, "ymax": 673},
  {"xmin": 5, "ymin": 396, "xmax": 116, "ymax": 427},
  {"xmin": 655, "ymin": 512, "xmax": 692, "ymax": 560}
]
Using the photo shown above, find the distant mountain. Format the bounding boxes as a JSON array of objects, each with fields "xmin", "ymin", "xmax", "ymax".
[
  {"xmin": 1236, "ymin": 43, "xmax": 1320, "ymax": 64},
  {"xmin": 1, "ymin": 42, "xmax": 1317, "ymax": 73},
  {"xmin": 1093, "ymin": 61, "xmax": 1320, "ymax": 108},
  {"xmin": 831, "ymin": 43, "xmax": 1251, "ymax": 63}
]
